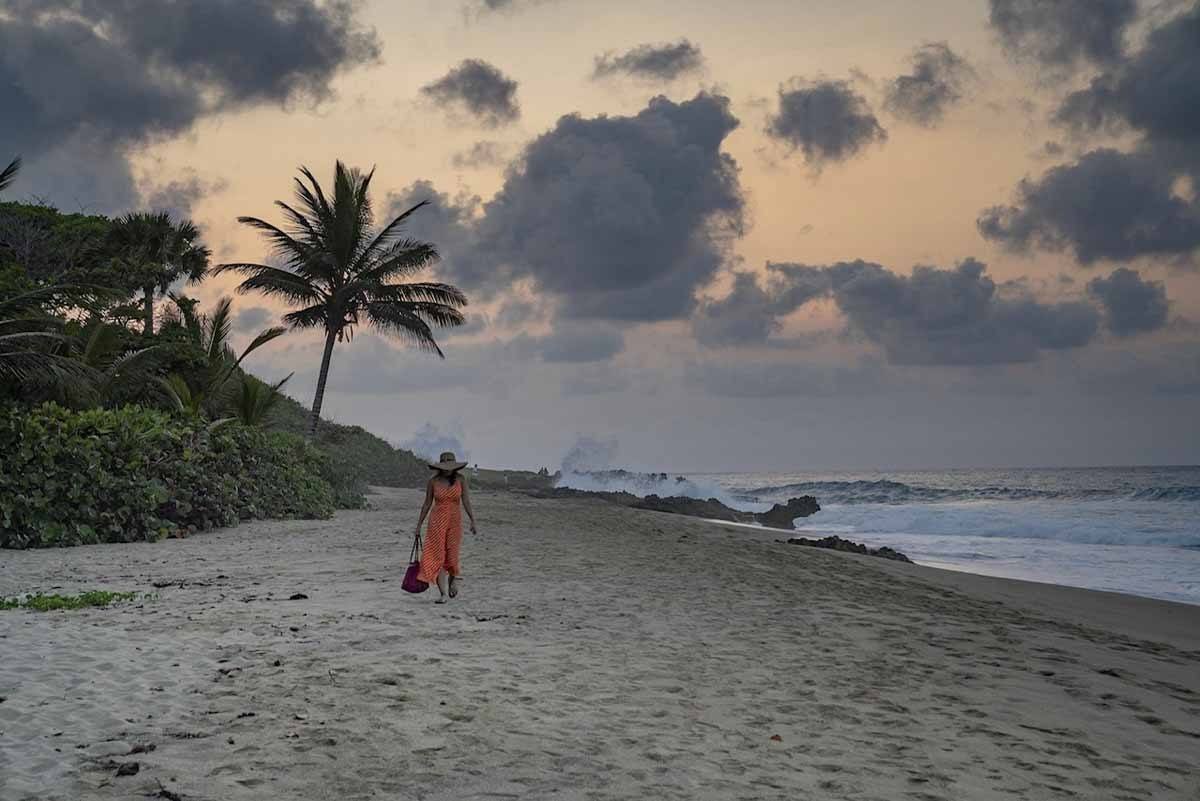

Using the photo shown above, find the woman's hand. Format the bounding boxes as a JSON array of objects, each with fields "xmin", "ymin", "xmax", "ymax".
[{"xmin": 469, "ymin": 520, "xmax": 478, "ymax": 535}]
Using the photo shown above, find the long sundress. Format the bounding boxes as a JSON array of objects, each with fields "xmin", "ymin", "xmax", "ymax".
[{"xmin": 418, "ymin": 480, "xmax": 463, "ymax": 584}]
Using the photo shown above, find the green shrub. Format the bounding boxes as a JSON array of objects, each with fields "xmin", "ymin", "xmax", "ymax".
[
  {"xmin": 1, "ymin": 591, "xmax": 139, "ymax": 611},
  {"xmin": 0, "ymin": 403, "xmax": 344, "ymax": 548}
]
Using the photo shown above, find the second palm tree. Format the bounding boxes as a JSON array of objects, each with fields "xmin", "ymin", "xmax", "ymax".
[{"xmin": 219, "ymin": 161, "xmax": 467, "ymax": 437}]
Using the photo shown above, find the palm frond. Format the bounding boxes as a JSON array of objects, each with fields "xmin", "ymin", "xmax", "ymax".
[
  {"xmin": 96, "ymin": 343, "xmax": 169, "ymax": 403},
  {"xmin": 0, "ymin": 157, "xmax": 20, "ymax": 193},
  {"xmin": 0, "ymin": 330, "xmax": 70, "ymax": 347},
  {"xmin": 274, "ymin": 200, "xmax": 324, "ymax": 247},
  {"xmin": 366, "ymin": 282, "xmax": 468, "ymax": 308},
  {"xmin": 158, "ymin": 374, "xmax": 201, "ymax": 417},
  {"xmin": 357, "ymin": 239, "xmax": 440, "ymax": 284},
  {"xmin": 296, "ymin": 166, "xmax": 335, "ymax": 230},
  {"xmin": 352, "ymin": 200, "xmax": 431, "ymax": 273},
  {"xmin": 0, "ymin": 349, "xmax": 99, "ymax": 388},
  {"xmin": 205, "ymin": 297, "xmax": 235, "ymax": 364},
  {"xmin": 233, "ymin": 372, "xmax": 293, "ymax": 426},
  {"xmin": 216, "ymin": 263, "xmax": 324, "ymax": 304},
  {"xmin": 231, "ymin": 217, "xmax": 315, "ymax": 267},
  {"xmin": 80, "ymin": 320, "xmax": 123, "ymax": 368},
  {"xmin": 363, "ymin": 303, "xmax": 447, "ymax": 356},
  {"xmin": 281, "ymin": 303, "xmax": 329, "ymax": 329},
  {"xmin": 0, "ymin": 284, "xmax": 114, "ymax": 317},
  {"xmin": 234, "ymin": 326, "xmax": 288, "ymax": 369}
]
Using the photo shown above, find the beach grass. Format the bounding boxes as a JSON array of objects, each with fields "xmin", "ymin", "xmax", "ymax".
[{"xmin": 0, "ymin": 590, "xmax": 139, "ymax": 611}]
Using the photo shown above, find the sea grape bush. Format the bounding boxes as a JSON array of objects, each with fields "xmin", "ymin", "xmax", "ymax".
[{"xmin": 0, "ymin": 403, "xmax": 346, "ymax": 548}]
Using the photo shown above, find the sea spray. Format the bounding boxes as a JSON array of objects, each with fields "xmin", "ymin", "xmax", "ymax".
[
  {"xmin": 553, "ymin": 434, "xmax": 768, "ymax": 511},
  {"xmin": 401, "ymin": 422, "xmax": 470, "ymax": 463}
]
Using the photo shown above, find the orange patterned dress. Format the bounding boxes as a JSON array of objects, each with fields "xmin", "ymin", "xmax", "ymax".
[{"xmin": 418, "ymin": 479, "xmax": 463, "ymax": 584}]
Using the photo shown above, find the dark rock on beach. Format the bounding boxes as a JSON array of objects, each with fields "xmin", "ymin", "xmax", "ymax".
[
  {"xmin": 523, "ymin": 486, "xmax": 820, "ymax": 529},
  {"xmin": 785, "ymin": 535, "xmax": 913, "ymax": 563},
  {"xmin": 756, "ymin": 497, "xmax": 821, "ymax": 528}
]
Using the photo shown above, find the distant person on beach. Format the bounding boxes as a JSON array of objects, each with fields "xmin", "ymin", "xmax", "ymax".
[{"xmin": 414, "ymin": 452, "xmax": 477, "ymax": 604}]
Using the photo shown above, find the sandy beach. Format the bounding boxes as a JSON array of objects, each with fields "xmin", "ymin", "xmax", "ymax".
[{"xmin": 1, "ymin": 487, "xmax": 1198, "ymax": 801}]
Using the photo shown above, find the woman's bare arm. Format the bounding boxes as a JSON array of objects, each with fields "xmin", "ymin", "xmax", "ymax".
[
  {"xmin": 414, "ymin": 479, "xmax": 434, "ymax": 535},
  {"xmin": 461, "ymin": 476, "xmax": 478, "ymax": 533}
]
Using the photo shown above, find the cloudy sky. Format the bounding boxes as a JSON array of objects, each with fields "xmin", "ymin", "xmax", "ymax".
[{"xmin": 3, "ymin": 0, "xmax": 1199, "ymax": 471}]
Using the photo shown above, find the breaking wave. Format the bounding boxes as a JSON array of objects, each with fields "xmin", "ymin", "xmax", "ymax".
[{"xmin": 734, "ymin": 479, "xmax": 1200, "ymax": 506}]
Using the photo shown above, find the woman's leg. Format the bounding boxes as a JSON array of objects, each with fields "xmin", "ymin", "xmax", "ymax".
[
  {"xmin": 435, "ymin": 569, "xmax": 449, "ymax": 603},
  {"xmin": 446, "ymin": 524, "xmax": 462, "ymax": 597}
]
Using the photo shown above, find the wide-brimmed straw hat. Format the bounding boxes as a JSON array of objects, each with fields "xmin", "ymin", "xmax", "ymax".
[{"xmin": 428, "ymin": 451, "xmax": 467, "ymax": 472}]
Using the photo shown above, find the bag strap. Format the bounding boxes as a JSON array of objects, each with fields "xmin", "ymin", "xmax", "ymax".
[{"xmin": 409, "ymin": 531, "xmax": 423, "ymax": 563}]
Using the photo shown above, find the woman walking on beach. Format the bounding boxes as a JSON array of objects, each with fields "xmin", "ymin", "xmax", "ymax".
[{"xmin": 414, "ymin": 452, "xmax": 477, "ymax": 603}]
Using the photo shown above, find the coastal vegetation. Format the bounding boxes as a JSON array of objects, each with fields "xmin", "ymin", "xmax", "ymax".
[
  {"xmin": 0, "ymin": 590, "xmax": 140, "ymax": 611},
  {"xmin": 0, "ymin": 157, "xmax": 462, "ymax": 548}
]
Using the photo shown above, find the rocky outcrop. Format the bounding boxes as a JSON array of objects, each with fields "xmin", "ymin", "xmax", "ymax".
[
  {"xmin": 523, "ymin": 487, "xmax": 820, "ymax": 529},
  {"xmin": 784, "ymin": 535, "xmax": 912, "ymax": 563},
  {"xmin": 756, "ymin": 497, "xmax": 821, "ymax": 528}
]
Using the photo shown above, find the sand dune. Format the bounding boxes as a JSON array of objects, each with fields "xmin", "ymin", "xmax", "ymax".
[{"xmin": 1, "ymin": 487, "xmax": 1197, "ymax": 800}]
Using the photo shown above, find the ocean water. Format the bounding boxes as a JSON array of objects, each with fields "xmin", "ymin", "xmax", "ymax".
[{"xmin": 557, "ymin": 466, "xmax": 1200, "ymax": 605}]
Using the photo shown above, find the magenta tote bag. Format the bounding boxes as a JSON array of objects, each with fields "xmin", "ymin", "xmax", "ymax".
[{"xmin": 402, "ymin": 533, "xmax": 429, "ymax": 593}]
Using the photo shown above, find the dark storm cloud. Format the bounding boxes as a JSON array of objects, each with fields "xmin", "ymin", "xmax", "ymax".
[
  {"xmin": 141, "ymin": 173, "xmax": 228, "ymax": 219},
  {"xmin": 420, "ymin": 60, "xmax": 520, "ymax": 128},
  {"xmin": 495, "ymin": 299, "xmax": 540, "ymax": 328},
  {"xmin": 981, "ymin": 6, "xmax": 1200, "ymax": 267},
  {"xmin": 1053, "ymin": 6, "xmax": 1200, "ymax": 144},
  {"xmin": 592, "ymin": 40, "xmax": 705, "ymax": 82},
  {"xmin": 385, "ymin": 180, "xmax": 492, "ymax": 291},
  {"xmin": 988, "ymin": 0, "xmax": 1137, "ymax": 71},
  {"xmin": 692, "ymin": 269, "xmax": 827, "ymax": 347},
  {"xmin": 451, "ymin": 141, "xmax": 508, "ymax": 169},
  {"xmin": 696, "ymin": 259, "xmax": 1106, "ymax": 365},
  {"xmin": 765, "ymin": 79, "xmax": 887, "ymax": 166},
  {"xmin": 0, "ymin": 0, "xmax": 379, "ymax": 211},
  {"xmin": 822, "ymin": 259, "xmax": 1101, "ymax": 364},
  {"xmin": 978, "ymin": 148, "xmax": 1200, "ymax": 265},
  {"xmin": 233, "ymin": 306, "xmax": 275, "ymax": 333},
  {"xmin": 1087, "ymin": 267, "xmax": 1170, "ymax": 337},
  {"xmin": 391, "ymin": 93, "xmax": 745, "ymax": 324},
  {"xmin": 534, "ymin": 321, "xmax": 625, "ymax": 363},
  {"xmin": 467, "ymin": 0, "xmax": 561, "ymax": 13},
  {"xmin": 883, "ymin": 43, "xmax": 975, "ymax": 127},
  {"xmin": 692, "ymin": 273, "xmax": 780, "ymax": 347}
]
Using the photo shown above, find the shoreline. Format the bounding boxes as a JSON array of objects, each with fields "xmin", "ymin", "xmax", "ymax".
[
  {"xmin": 2, "ymin": 487, "xmax": 1198, "ymax": 799},
  {"xmin": 694, "ymin": 514, "xmax": 1200, "ymax": 607}
]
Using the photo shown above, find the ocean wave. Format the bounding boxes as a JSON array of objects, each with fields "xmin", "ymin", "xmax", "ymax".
[
  {"xmin": 736, "ymin": 479, "xmax": 1200, "ymax": 505},
  {"xmin": 555, "ymin": 469, "xmax": 765, "ymax": 512},
  {"xmin": 801, "ymin": 502, "xmax": 1200, "ymax": 548}
]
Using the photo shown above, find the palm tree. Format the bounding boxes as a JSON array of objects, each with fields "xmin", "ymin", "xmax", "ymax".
[
  {"xmin": 233, "ymin": 373, "xmax": 294, "ymax": 427},
  {"xmin": 0, "ymin": 158, "xmax": 19, "ymax": 193},
  {"xmin": 218, "ymin": 161, "xmax": 467, "ymax": 436},
  {"xmin": 0, "ymin": 285, "xmax": 98, "ymax": 393},
  {"xmin": 71, "ymin": 318, "xmax": 168, "ymax": 405},
  {"xmin": 157, "ymin": 295, "xmax": 286, "ymax": 421},
  {"xmin": 109, "ymin": 212, "xmax": 211, "ymax": 336}
]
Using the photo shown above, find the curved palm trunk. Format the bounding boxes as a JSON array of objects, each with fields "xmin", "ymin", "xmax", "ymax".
[
  {"xmin": 143, "ymin": 287, "xmax": 155, "ymax": 335},
  {"xmin": 308, "ymin": 328, "xmax": 338, "ymax": 438}
]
